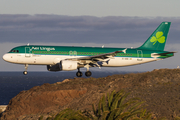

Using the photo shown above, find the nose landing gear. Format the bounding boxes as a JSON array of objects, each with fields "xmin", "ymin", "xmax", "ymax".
[{"xmin": 23, "ymin": 64, "xmax": 28, "ymax": 75}]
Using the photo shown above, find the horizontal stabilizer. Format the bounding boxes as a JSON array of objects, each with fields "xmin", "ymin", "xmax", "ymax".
[{"xmin": 154, "ymin": 51, "xmax": 176, "ymax": 56}]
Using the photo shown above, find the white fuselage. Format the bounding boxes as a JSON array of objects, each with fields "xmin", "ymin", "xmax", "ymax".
[{"xmin": 3, "ymin": 53, "xmax": 160, "ymax": 67}]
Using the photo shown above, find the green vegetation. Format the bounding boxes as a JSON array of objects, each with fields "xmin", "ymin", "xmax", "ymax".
[
  {"xmin": 39, "ymin": 115, "xmax": 43, "ymax": 120},
  {"xmin": 53, "ymin": 109, "xmax": 89, "ymax": 120},
  {"xmin": 42, "ymin": 90, "xmax": 167, "ymax": 120},
  {"xmin": 90, "ymin": 90, "xmax": 152, "ymax": 120}
]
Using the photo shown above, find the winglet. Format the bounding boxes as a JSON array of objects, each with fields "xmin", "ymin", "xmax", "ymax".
[{"xmin": 122, "ymin": 48, "xmax": 127, "ymax": 53}]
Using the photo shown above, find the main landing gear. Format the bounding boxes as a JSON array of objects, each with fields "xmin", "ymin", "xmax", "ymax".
[
  {"xmin": 76, "ymin": 67, "xmax": 92, "ymax": 77},
  {"xmin": 76, "ymin": 68, "xmax": 83, "ymax": 77},
  {"xmin": 85, "ymin": 71, "xmax": 92, "ymax": 77},
  {"xmin": 23, "ymin": 64, "xmax": 28, "ymax": 75}
]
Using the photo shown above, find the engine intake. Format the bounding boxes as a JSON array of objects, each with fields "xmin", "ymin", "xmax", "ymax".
[
  {"xmin": 47, "ymin": 60, "xmax": 78, "ymax": 71},
  {"xmin": 47, "ymin": 64, "xmax": 60, "ymax": 71}
]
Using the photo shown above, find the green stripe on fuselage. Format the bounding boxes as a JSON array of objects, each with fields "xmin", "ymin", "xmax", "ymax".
[{"xmin": 8, "ymin": 45, "xmax": 173, "ymax": 59}]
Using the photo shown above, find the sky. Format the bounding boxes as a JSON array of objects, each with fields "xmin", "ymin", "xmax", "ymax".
[
  {"xmin": 0, "ymin": 0, "xmax": 180, "ymax": 72},
  {"xmin": 0, "ymin": 0, "xmax": 180, "ymax": 17}
]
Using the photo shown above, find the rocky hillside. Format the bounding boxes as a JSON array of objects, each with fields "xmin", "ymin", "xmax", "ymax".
[{"xmin": 1, "ymin": 69, "xmax": 180, "ymax": 120}]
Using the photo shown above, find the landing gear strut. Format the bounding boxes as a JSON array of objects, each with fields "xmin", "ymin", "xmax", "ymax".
[
  {"xmin": 23, "ymin": 64, "xmax": 28, "ymax": 75},
  {"xmin": 84, "ymin": 64, "xmax": 92, "ymax": 77},
  {"xmin": 76, "ymin": 68, "xmax": 83, "ymax": 77}
]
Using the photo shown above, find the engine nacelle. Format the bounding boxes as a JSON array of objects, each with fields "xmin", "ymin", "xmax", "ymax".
[
  {"xmin": 47, "ymin": 64, "xmax": 61, "ymax": 71},
  {"xmin": 59, "ymin": 60, "xmax": 78, "ymax": 71},
  {"xmin": 47, "ymin": 60, "xmax": 78, "ymax": 71}
]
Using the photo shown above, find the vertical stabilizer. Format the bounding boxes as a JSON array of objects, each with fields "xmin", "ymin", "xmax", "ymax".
[{"xmin": 138, "ymin": 22, "xmax": 171, "ymax": 51}]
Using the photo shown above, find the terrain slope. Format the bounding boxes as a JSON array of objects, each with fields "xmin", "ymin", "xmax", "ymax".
[{"xmin": 1, "ymin": 69, "xmax": 180, "ymax": 120}]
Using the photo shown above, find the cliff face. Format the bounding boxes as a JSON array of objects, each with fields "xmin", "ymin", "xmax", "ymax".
[
  {"xmin": 1, "ymin": 83, "xmax": 87, "ymax": 120},
  {"xmin": 1, "ymin": 69, "xmax": 180, "ymax": 120}
]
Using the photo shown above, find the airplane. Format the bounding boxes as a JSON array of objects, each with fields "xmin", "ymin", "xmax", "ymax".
[{"xmin": 2, "ymin": 22, "xmax": 175, "ymax": 77}]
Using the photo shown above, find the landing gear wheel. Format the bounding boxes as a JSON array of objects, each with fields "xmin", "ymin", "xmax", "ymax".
[
  {"xmin": 85, "ymin": 71, "xmax": 92, "ymax": 77},
  {"xmin": 76, "ymin": 71, "xmax": 83, "ymax": 77},
  {"xmin": 23, "ymin": 71, "xmax": 28, "ymax": 75}
]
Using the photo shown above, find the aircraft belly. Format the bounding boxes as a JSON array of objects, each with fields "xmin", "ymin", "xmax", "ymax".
[
  {"xmin": 13, "ymin": 54, "xmax": 54, "ymax": 65},
  {"xmin": 11, "ymin": 54, "xmax": 158, "ymax": 67},
  {"xmin": 102, "ymin": 57, "xmax": 157, "ymax": 67},
  {"xmin": 31, "ymin": 55, "xmax": 60, "ymax": 65},
  {"xmin": 30, "ymin": 55, "xmax": 77, "ymax": 65}
]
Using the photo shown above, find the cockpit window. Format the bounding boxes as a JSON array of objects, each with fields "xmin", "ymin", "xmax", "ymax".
[{"xmin": 9, "ymin": 50, "xmax": 19, "ymax": 53}]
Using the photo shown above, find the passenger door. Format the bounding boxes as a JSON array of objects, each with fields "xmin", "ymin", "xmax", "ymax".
[
  {"xmin": 25, "ymin": 47, "xmax": 31, "ymax": 57},
  {"xmin": 137, "ymin": 50, "xmax": 143, "ymax": 61}
]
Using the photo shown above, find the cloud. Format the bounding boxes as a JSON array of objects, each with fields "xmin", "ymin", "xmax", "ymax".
[{"xmin": 0, "ymin": 14, "xmax": 180, "ymax": 44}]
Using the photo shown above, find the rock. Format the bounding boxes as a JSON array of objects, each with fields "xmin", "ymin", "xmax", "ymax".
[
  {"xmin": 56, "ymin": 82, "xmax": 61, "ymax": 84},
  {"xmin": 62, "ymin": 79, "xmax": 70, "ymax": 83},
  {"xmin": 0, "ymin": 105, "xmax": 7, "ymax": 113},
  {"xmin": 154, "ymin": 69, "xmax": 159, "ymax": 71},
  {"xmin": 1, "ymin": 86, "xmax": 87, "ymax": 120},
  {"xmin": 55, "ymin": 79, "xmax": 70, "ymax": 85},
  {"xmin": 1, "ymin": 69, "xmax": 180, "ymax": 120}
]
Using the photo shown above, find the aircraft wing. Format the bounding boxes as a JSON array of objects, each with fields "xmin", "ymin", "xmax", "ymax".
[{"xmin": 66, "ymin": 49, "xmax": 126, "ymax": 62}]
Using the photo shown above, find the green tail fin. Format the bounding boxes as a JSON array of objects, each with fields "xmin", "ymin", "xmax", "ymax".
[{"xmin": 138, "ymin": 22, "xmax": 171, "ymax": 51}]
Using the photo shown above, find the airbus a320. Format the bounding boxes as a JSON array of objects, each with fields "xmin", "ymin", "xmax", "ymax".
[{"xmin": 3, "ymin": 22, "xmax": 175, "ymax": 77}]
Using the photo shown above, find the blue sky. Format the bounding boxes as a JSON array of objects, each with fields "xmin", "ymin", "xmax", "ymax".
[{"xmin": 0, "ymin": 0, "xmax": 180, "ymax": 72}]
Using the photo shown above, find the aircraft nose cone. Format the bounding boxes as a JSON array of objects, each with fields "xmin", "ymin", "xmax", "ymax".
[{"xmin": 3, "ymin": 54, "xmax": 10, "ymax": 61}]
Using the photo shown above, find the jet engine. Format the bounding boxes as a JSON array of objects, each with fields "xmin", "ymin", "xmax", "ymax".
[
  {"xmin": 59, "ymin": 60, "xmax": 78, "ymax": 71},
  {"xmin": 47, "ymin": 60, "xmax": 78, "ymax": 71},
  {"xmin": 47, "ymin": 63, "xmax": 60, "ymax": 71}
]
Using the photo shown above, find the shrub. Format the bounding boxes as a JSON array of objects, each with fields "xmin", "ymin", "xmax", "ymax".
[
  {"xmin": 53, "ymin": 108, "xmax": 89, "ymax": 120},
  {"xmin": 44, "ymin": 90, "xmax": 166, "ymax": 120},
  {"xmin": 90, "ymin": 90, "xmax": 153, "ymax": 120},
  {"xmin": 39, "ymin": 115, "xmax": 43, "ymax": 120}
]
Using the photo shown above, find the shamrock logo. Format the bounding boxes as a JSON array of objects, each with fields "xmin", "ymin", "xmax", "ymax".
[{"xmin": 150, "ymin": 31, "xmax": 165, "ymax": 45}]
